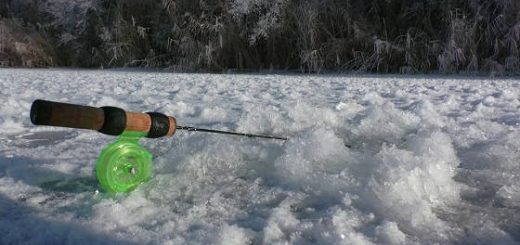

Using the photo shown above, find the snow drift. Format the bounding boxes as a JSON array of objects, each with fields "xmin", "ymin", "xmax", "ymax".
[{"xmin": 0, "ymin": 69, "xmax": 519, "ymax": 244}]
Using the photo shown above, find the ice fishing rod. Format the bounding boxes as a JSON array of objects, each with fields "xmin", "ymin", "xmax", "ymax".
[
  {"xmin": 30, "ymin": 99, "xmax": 287, "ymax": 193},
  {"xmin": 30, "ymin": 100, "xmax": 287, "ymax": 140}
]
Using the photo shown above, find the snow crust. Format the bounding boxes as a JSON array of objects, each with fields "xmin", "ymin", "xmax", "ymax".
[{"xmin": 0, "ymin": 69, "xmax": 519, "ymax": 244}]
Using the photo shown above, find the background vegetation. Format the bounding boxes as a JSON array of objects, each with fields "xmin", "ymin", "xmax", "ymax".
[{"xmin": 1, "ymin": 0, "xmax": 519, "ymax": 74}]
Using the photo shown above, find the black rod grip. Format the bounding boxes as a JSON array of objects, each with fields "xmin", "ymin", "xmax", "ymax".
[{"xmin": 30, "ymin": 99, "xmax": 105, "ymax": 131}]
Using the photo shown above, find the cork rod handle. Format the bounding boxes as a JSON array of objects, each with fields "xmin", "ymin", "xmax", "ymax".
[{"xmin": 30, "ymin": 100, "xmax": 176, "ymax": 138}]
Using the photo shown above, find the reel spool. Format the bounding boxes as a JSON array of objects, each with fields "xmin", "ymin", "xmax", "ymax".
[{"xmin": 95, "ymin": 131, "xmax": 153, "ymax": 192}]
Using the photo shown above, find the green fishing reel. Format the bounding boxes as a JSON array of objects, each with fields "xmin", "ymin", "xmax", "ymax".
[{"xmin": 95, "ymin": 131, "xmax": 153, "ymax": 192}]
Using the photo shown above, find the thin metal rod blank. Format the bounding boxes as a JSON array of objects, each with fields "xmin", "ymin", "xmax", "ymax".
[{"xmin": 176, "ymin": 126, "xmax": 288, "ymax": 140}]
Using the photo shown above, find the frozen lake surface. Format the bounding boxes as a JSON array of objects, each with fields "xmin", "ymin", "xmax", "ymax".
[{"xmin": 0, "ymin": 69, "xmax": 519, "ymax": 244}]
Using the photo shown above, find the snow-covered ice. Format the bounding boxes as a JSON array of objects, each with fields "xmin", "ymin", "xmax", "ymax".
[{"xmin": 0, "ymin": 68, "xmax": 519, "ymax": 244}]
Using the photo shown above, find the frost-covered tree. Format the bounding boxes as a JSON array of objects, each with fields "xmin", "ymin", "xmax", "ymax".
[
  {"xmin": 1, "ymin": 0, "xmax": 519, "ymax": 74},
  {"xmin": 228, "ymin": 0, "xmax": 289, "ymax": 44}
]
